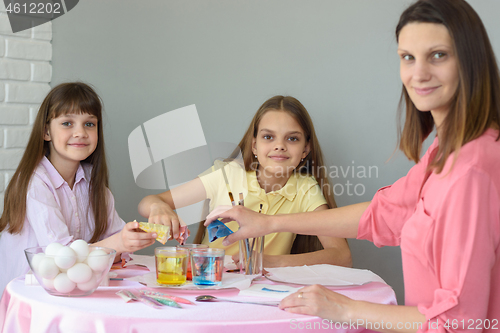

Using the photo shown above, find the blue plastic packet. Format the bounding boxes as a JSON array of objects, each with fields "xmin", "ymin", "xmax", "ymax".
[{"xmin": 207, "ymin": 220, "xmax": 233, "ymax": 242}]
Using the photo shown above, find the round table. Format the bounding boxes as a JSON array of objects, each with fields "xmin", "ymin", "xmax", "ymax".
[{"xmin": 0, "ymin": 267, "xmax": 397, "ymax": 333}]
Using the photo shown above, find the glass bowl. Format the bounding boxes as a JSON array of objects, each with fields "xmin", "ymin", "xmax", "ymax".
[{"xmin": 24, "ymin": 245, "xmax": 116, "ymax": 297}]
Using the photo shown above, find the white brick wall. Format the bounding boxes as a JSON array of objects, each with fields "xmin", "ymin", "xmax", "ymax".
[{"xmin": 0, "ymin": 3, "xmax": 52, "ymax": 213}]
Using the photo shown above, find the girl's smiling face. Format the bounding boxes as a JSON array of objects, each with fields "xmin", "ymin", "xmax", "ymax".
[
  {"xmin": 398, "ymin": 22, "xmax": 459, "ymax": 127},
  {"xmin": 252, "ymin": 110, "xmax": 310, "ymax": 181},
  {"xmin": 44, "ymin": 112, "xmax": 98, "ymax": 169}
]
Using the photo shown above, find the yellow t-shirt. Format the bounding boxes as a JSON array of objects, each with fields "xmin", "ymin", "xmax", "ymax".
[{"xmin": 199, "ymin": 162, "xmax": 327, "ymax": 255}]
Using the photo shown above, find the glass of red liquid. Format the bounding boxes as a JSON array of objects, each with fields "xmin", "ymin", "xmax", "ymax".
[{"xmin": 176, "ymin": 244, "xmax": 208, "ymax": 280}]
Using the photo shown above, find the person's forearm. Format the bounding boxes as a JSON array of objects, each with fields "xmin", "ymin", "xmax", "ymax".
[
  {"xmin": 270, "ymin": 202, "xmax": 371, "ymax": 239},
  {"xmin": 138, "ymin": 195, "xmax": 169, "ymax": 218},
  {"xmin": 93, "ymin": 232, "xmax": 123, "ymax": 262},
  {"xmin": 264, "ymin": 247, "xmax": 352, "ymax": 268},
  {"xmin": 347, "ymin": 302, "xmax": 426, "ymax": 333}
]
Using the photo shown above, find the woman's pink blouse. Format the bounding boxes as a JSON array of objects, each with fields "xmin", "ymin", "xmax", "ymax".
[{"xmin": 358, "ymin": 129, "xmax": 500, "ymax": 332}]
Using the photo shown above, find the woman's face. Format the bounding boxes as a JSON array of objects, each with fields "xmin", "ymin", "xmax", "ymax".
[{"xmin": 398, "ymin": 22, "xmax": 459, "ymax": 126}]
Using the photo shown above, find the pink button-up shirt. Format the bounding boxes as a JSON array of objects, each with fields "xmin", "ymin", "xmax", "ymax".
[
  {"xmin": 0, "ymin": 157, "xmax": 125, "ymax": 296},
  {"xmin": 359, "ymin": 128, "xmax": 500, "ymax": 332}
]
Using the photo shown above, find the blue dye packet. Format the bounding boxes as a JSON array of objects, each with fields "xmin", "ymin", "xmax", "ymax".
[{"xmin": 207, "ymin": 220, "xmax": 233, "ymax": 242}]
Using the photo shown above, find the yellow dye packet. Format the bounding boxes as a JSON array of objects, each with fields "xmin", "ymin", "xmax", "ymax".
[{"xmin": 137, "ymin": 222, "xmax": 171, "ymax": 244}]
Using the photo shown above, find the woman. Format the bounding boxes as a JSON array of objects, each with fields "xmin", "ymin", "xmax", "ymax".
[{"xmin": 205, "ymin": 0, "xmax": 500, "ymax": 331}]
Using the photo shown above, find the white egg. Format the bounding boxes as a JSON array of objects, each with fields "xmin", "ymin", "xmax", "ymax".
[
  {"xmin": 54, "ymin": 246, "xmax": 77, "ymax": 269},
  {"xmin": 53, "ymin": 273, "xmax": 76, "ymax": 293},
  {"xmin": 77, "ymin": 275, "xmax": 98, "ymax": 291},
  {"xmin": 31, "ymin": 253, "xmax": 46, "ymax": 273},
  {"xmin": 87, "ymin": 250, "xmax": 110, "ymax": 272},
  {"xmin": 38, "ymin": 257, "xmax": 60, "ymax": 279},
  {"xmin": 67, "ymin": 263, "xmax": 92, "ymax": 283},
  {"xmin": 45, "ymin": 242, "xmax": 63, "ymax": 256},
  {"xmin": 42, "ymin": 278, "xmax": 55, "ymax": 290},
  {"xmin": 70, "ymin": 240, "xmax": 89, "ymax": 263}
]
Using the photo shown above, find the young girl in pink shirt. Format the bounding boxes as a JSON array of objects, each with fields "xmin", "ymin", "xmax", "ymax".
[
  {"xmin": 0, "ymin": 82, "xmax": 156, "ymax": 296},
  {"xmin": 206, "ymin": 0, "xmax": 500, "ymax": 331}
]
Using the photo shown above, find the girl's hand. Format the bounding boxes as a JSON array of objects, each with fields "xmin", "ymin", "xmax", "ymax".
[
  {"xmin": 231, "ymin": 252, "xmax": 240, "ymax": 267},
  {"xmin": 119, "ymin": 221, "xmax": 156, "ymax": 252},
  {"xmin": 205, "ymin": 205, "xmax": 271, "ymax": 245},
  {"xmin": 148, "ymin": 202, "xmax": 186, "ymax": 243},
  {"xmin": 279, "ymin": 284, "xmax": 354, "ymax": 322}
]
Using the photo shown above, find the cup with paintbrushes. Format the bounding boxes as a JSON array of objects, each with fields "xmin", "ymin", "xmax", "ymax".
[
  {"xmin": 237, "ymin": 198, "xmax": 264, "ymax": 276},
  {"xmin": 238, "ymin": 235, "xmax": 264, "ymax": 276}
]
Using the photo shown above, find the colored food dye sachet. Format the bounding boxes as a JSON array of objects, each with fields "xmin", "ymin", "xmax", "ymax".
[
  {"xmin": 207, "ymin": 220, "xmax": 233, "ymax": 242},
  {"xmin": 138, "ymin": 222, "xmax": 170, "ymax": 244}
]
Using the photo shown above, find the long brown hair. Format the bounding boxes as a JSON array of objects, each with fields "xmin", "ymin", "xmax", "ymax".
[
  {"xmin": 195, "ymin": 96, "xmax": 337, "ymax": 254},
  {"xmin": 0, "ymin": 82, "xmax": 110, "ymax": 243},
  {"xmin": 396, "ymin": 0, "xmax": 500, "ymax": 173}
]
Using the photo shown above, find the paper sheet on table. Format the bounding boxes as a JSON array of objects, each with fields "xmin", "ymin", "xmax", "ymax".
[
  {"xmin": 126, "ymin": 254, "xmax": 238, "ymax": 272},
  {"xmin": 125, "ymin": 254, "xmax": 156, "ymax": 271},
  {"xmin": 265, "ymin": 265, "xmax": 386, "ymax": 286},
  {"xmin": 238, "ymin": 283, "xmax": 301, "ymax": 300},
  {"xmin": 127, "ymin": 271, "xmax": 258, "ymax": 290}
]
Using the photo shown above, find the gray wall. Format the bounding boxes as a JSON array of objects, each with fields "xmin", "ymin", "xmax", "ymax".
[{"xmin": 51, "ymin": 0, "xmax": 500, "ymax": 305}]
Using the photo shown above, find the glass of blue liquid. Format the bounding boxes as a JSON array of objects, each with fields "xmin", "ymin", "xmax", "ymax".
[{"xmin": 190, "ymin": 248, "xmax": 225, "ymax": 286}]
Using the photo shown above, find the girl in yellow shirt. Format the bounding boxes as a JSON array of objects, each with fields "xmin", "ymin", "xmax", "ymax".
[{"xmin": 138, "ymin": 96, "xmax": 351, "ymax": 268}]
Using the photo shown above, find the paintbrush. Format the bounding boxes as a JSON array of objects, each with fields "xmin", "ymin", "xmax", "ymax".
[
  {"xmin": 257, "ymin": 204, "xmax": 264, "ymax": 274},
  {"xmin": 220, "ymin": 164, "xmax": 236, "ymax": 206},
  {"xmin": 237, "ymin": 192, "xmax": 252, "ymax": 273}
]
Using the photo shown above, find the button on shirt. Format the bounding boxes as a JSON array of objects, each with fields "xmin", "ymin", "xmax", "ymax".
[{"xmin": 0, "ymin": 156, "xmax": 125, "ymax": 296}]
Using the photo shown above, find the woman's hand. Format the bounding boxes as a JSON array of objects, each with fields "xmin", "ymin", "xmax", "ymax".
[
  {"xmin": 279, "ymin": 284, "xmax": 354, "ymax": 322},
  {"xmin": 205, "ymin": 205, "xmax": 272, "ymax": 245}
]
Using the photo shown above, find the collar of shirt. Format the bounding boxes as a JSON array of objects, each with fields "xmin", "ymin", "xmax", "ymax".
[
  {"xmin": 39, "ymin": 156, "xmax": 88, "ymax": 189},
  {"xmin": 247, "ymin": 171, "xmax": 298, "ymax": 202}
]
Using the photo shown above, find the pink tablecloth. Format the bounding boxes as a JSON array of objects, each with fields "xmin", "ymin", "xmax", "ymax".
[{"xmin": 0, "ymin": 268, "xmax": 396, "ymax": 333}]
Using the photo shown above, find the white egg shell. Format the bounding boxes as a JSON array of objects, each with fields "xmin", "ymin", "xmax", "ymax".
[
  {"xmin": 53, "ymin": 273, "xmax": 76, "ymax": 293},
  {"xmin": 67, "ymin": 263, "xmax": 92, "ymax": 284},
  {"xmin": 70, "ymin": 240, "xmax": 89, "ymax": 263},
  {"xmin": 87, "ymin": 250, "xmax": 109, "ymax": 272},
  {"xmin": 42, "ymin": 278, "xmax": 55, "ymax": 290},
  {"xmin": 38, "ymin": 257, "xmax": 60, "ymax": 279},
  {"xmin": 31, "ymin": 253, "xmax": 46, "ymax": 273},
  {"xmin": 77, "ymin": 275, "xmax": 98, "ymax": 291},
  {"xmin": 54, "ymin": 246, "xmax": 77, "ymax": 269},
  {"xmin": 45, "ymin": 242, "xmax": 63, "ymax": 256}
]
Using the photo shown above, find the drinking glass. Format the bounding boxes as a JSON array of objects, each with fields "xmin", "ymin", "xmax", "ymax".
[
  {"xmin": 155, "ymin": 247, "xmax": 188, "ymax": 286},
  {"xmin": 190, "ymin": 248, "xmax": 225, "ymax": 286},
  {"xmin": 176, "ymin": 244, "xmax": 209, "ymax": 280}
]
